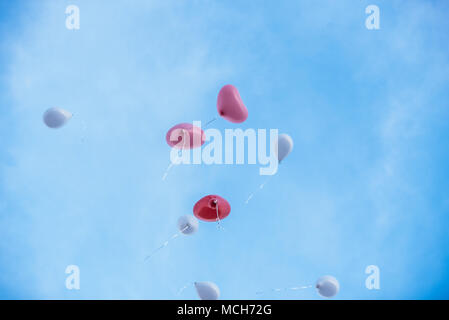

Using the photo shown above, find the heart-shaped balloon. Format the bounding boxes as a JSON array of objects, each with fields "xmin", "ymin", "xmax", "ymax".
[
  {"xmin": 193, "ymin": 195, "xmax": 231, "ymax": 222},
  {"xmin": 165, "ymin": 123, "xmax": 205, "ymax": 149},
  {"xmin": 194, "ymin": 282, "xmax": 220, "ymax": 300},
  {"xmin": 43, "ymin": 107, "xmax": 72, "ymax": 128},
  {"xmin": 177, "ymin": 215, "xmax": 199, "ymax": 235},
  {"xmin": 316, "ymin": 276, "xmax": 339, "ymax": 298},
  {"xmin": 276, "ymin": 133, "xmax": 293, "ymax": 163},
  {"xmin": 217, "ymin": 85, "xmax": 248, "ymax": 123}
]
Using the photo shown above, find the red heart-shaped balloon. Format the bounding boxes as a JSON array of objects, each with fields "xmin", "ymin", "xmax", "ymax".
[{"xmin": 193, "ymin": 195, "xmax": 231, "ymax": 222}]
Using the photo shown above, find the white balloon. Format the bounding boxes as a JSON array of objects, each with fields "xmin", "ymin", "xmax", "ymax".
[
  {"xmin": 43, "ymin": 107, "xmax": 72, "ymax": 128},
  {"xmin": 316, "ymin": 276, "xmax": 339, "ymax": 298},
  {"xmin": 194, "ymin": 281, "xmax": 220, "ymax": 300},
  {"xmin": 177, "ymin": 215, "xmax": 199, "ymax": 235},
  {"xmin": 276, "ymin": 134, "xmax": 293, "ymax": 163}
]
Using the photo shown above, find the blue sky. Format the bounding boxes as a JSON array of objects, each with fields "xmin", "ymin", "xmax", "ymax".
[{"xmin": 1, "ymin": 0, "xmax": 449, "ymax": 299}]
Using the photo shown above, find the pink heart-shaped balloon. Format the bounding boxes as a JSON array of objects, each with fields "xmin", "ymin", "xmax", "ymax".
[
  {"xmin": 165, "ymin": 123, "xmax": 205, "ymax": 149},
  {"xmin": 217, "ymin": 85, "xmax": 248, "ymax": 123}
]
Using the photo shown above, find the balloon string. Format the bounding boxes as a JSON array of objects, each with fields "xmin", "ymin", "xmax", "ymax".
[
  {"xmin": 245, "ymin": 175, "xmax": 273, "ymax": 205},
  {"xmin": 216, "ymin": 202, "xmax": 224, "ymax": 231},
  {"xmin": 203, "ymin": 117, "xmax": 217, "ymax": 128},
  {"xmin": 176, "ymin": 282, "xmax": 193, "ymax": 296},
  {"xmin": 80, "ymin": 119, "xmax": 87, "ymax": 143},
  {"xmin": 256, "ymin": 285, "xmax": 312, "ymax": 295},
  {"xmin": 162, "ymin": 162, "xmax": 174, "ymax": 181},
  {"xmin": 162, "ymin": 149, "xmax": 183, "ymax": 181},
  {"xmin": 144, "ymin": 226, "xmax": 189, "ymax": 263}
]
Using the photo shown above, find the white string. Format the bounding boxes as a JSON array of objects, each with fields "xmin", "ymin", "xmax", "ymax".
[
  {"xmin": 245, "ymin": 175, "xmax": 273, "ymax": 204},
  {"xmin": 203, "ymin": 117, "xmax": 217, "ymax": 128},
  {"xmin": 162, "ymin": 150, "xmax": 182, "ymax": 181},
  {"xmin": 215, "ymin": 201, "xmax": 224, "ymax": 231},
  {"xmin": 162, "ymin": 163, "xmax": 174, "ymax": 181},
  {"xmin": 80, "ymin": 120, "xmax": 87, "ymax": 143},
  {"xmin": 72, "ymin": 113, "xmax": 87, "ymax": 143},
  {"xmin": 256, "ymin": 285, "xmax": 312, "ymax": 295},
  {"xmin": 144, "ymin": 225, "xmax": 189, "ymax": 262},
  {"xmin": 176, "ymin": 282, "xmax": 193, "ymax": 296}
]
